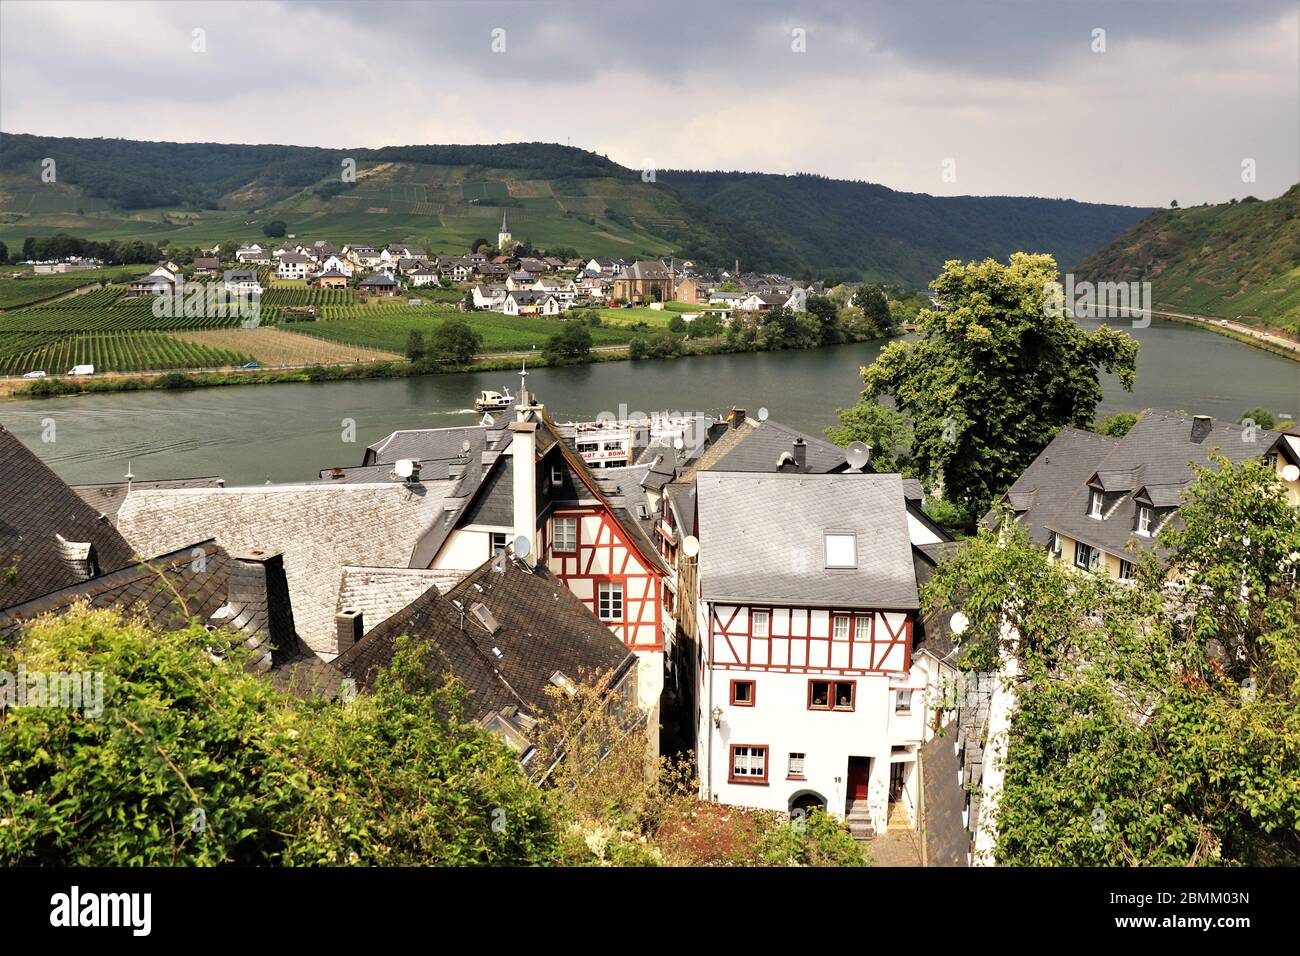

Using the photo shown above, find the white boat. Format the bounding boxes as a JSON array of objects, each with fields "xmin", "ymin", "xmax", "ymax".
[{"xmin": 474, "ymin": 387, "xmax": 515, "ymax": 412}]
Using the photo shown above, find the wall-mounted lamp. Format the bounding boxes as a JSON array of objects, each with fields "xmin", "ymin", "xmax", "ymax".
[{"xmin": 711, "ymin": 705, "xmax": 723, "ymax": 728}]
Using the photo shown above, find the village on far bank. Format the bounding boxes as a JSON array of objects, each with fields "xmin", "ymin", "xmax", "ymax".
[{"xmin": 0, "ymin": 213, "xmax": 925, "ymax": 386}]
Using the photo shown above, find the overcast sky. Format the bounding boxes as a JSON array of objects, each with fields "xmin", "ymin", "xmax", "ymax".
[{"xmin": 1, "ymin": 0, "xmax": 1296, "ymax": 207}]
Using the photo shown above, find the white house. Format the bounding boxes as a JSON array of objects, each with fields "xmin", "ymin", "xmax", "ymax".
[
  {"xmin": 693, "ymin": 470, "xmax": 941, "ymax": 838},
  {"xmin": 408, "ymin": 267, "xmax": 440, "ymax": 288},
  {"xmin": 276, "ymin": 253, "xmax": 313, "ymax": 280},
  {"xmin": 501, "ymin": 290, "xmax": 560, "ymax": 316},
  {"xmin": 222, "ymin": 269, "xmax": 263, "ymax": 296},
  {"xmin": 471, "ymin": 284, "xmax": 507, "ymax": 310},
  {"xmin": 319, "ymin": 254, "xmax": 353, "ymax": 277}
]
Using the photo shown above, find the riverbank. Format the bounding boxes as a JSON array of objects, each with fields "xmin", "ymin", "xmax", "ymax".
[{"xmin": 1153, "ymin": 309, "xmax": 1299, "ymax": 362}]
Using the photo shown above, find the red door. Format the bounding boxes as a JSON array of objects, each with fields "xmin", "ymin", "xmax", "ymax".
[{"xmin": 847, "ymin": 757, "xmax": 870, "ymax": 802}]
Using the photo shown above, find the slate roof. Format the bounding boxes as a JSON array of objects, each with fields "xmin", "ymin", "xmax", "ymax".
[
  {"xmin": 115, "ymin": 481, "xmax": 456, "ymax": 657},
  {"xmin": 0, "ymin": 427, "xmax": 136, "ymax": 609},
  {"xmin": 72, "ymin": 476, "xmax": 225, "ymax": 522},
  {"xmin": 334, "ymin": 556, "xmax": 634, "ymax": 724},
  {"xmin": 698, "ymin": 415, "xmax": 851, "ymax": 474},
  {"xmin": 337, "ymin": 566, "xmax": 467, "ymax": 633},
  {"xmin": 981, "ymin": 426, "xmax": 1118, "ymax": 546},
  {"xmin": 1048, "ymin": 410, "xmax": 1277, "ymax": 559},
  {"xmin": 696, "ymin": 472, "xmax": 919, "ymax": 609}
]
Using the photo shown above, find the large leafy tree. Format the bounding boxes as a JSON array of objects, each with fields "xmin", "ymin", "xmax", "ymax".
[
  {"xmin": 925, "ymin": 457, "xmax": 1300, "ymax": 865},
  {"xmin": 856, "ymin": 253, "xmax": 1138, "ymax": 517},
  {"xmin": 429, "ymin": 317, "xmax": 483, "ymax": 365}
]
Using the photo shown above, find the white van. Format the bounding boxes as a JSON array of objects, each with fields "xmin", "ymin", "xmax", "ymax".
[{"xmin": 67, "ymin": 364, "xmax": 95, "ymax": 376}]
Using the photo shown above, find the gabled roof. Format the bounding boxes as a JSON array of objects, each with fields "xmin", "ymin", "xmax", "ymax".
[
  {"xmin": 72, "ymin": 476, "xmax": 225, "ymax": 522},
  {"xmin": 115, "ymin": 481, "xmax": 456, "ymax": 656},
  {"xmin": 334, "ymin": 556, "xmax": 634, "ymax": 724},
  {"xmin": 1048, "ymin": 410, "xmax": 1276, "ymax": 558},
  {"xmin": 981, "ymin": 426, "xmax": 1118, "ymax": 546},
  {"xmin": 696, "ymin": 472, "xmax": 919, "ymax": 610},
  {"xmin": 698, "ymin": 415, "xmax": 851, "ymax": 474},
  {"xmin": 0, "ymin": 427, "xmax": 136, "ymax": 609}
]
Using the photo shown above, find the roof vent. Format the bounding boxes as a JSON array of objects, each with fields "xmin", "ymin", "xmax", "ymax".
[{"xmin": 1190, "ymin": 415, "xmax": 1213, "ymax": 443}]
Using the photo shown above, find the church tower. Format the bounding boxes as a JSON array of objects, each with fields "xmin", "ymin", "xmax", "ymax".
[{"xmin": 498, "ymin": 212, "xmax": 512, "ymax": 253}]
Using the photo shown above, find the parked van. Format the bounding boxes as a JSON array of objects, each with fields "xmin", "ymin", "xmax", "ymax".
[{"xmin": 67, "ymin": 364, "xmax": 95, "ymax": 376}]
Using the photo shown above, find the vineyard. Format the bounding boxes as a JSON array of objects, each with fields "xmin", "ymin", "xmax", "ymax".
[
  {"xmin": 0, "ymin": 331, "xmax": 252, "ymax": 375},
  {"xmin": 0, "ymin": 267, "xmax": 147, "ymax": 309}
]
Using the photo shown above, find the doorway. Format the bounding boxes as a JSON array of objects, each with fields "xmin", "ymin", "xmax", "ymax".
[{"xmin": 845, "ymin": 757, "xmax": 871, "ymax": 817}]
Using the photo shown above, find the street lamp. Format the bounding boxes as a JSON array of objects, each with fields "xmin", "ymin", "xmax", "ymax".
[{"xmin": 711, "ymin": 705, "xmax": 723, "ymax": 728}]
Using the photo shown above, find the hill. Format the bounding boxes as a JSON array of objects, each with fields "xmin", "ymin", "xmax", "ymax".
[
  {"xmin": 0, "ymin": 132, "xmax": 1152, "ymax": 286},
  {"xmin": 1076, "ymin": 185, "xmax": 1300, "ymax": 333}
]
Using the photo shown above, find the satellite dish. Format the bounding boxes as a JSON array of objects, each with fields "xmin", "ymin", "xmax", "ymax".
[
  {"xmin": 682, "ymin": 535, "xmax": 700, "ymax": 558},
  {"xmin": 845, "ymin": 441, "xmax": 872, "ymax": 471},
  {"xmin": 757, "ymin": 407, "xmax": 769, "ymax": 422},
  {"xmin": 1283, "ymin": 464, "xmax": 1300, "ymax": 482},
  {"xmin": 673, "ymin": 436, "xmax": 684, "ymax": 450},
  {"xmin": 950, "ymin": 611, "xmax": 969, "ymax": 635},
  {"xmin": 512, "ymin": 535, "xmax": 531, "ymax": 559},
  {"xmin": 394, "ymin": 459, "xmax": 414, "ymax": 479}
]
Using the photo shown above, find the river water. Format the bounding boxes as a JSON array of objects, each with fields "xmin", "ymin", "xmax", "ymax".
[{"xmin": 2, "ymin": 317, "xmax": 1295, "ymax": 486}]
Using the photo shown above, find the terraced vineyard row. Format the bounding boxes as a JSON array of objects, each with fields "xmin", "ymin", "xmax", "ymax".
[
  {"xmin": 31, "ymin": 286, "xmax": 128, "ymax": 309},
  {"xmin": 259, "ymin": 287, "xmax": 354, "ymax": 307},
  {"xmin": 0, "ymin": 306, "xmax": 259, "ymax": 332},
  {"xmin": 0, "ymin": 331, "xmax": 253, "ymax": 375},
  {"xmin": 0, "ymin": 267, "xmax": 148, "ymax": 309},
  {"xmin": 291, "ymin": 309, "xmax": 635, "ymax": 353}
]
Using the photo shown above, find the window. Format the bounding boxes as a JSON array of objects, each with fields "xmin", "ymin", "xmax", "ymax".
[
  {"xmin": 1074, "ymin": 541, "xmax": 1097, "ymax": 570},
  {"xmin": 730, "ymin": 679, "xmax": 755, "ymax": 706},
  {"xmin": 553, "ymin": 517, "xmax": 577, "ymax": 553},
  {"xmin": 832, "ymin": 615, "xmax": 850, "ymax": 641},
  {"xmin": 1049, "ymin": 532, "xmax": 1062, "ymax": 557},
  {"xmin": 1089, "ymin": 489, "xmax": 1104, "ymax": 518},
  {"xmin": 788, "ymin": 752, "xmax": 806, "ymax": 779},
  {"xmin": 598, "ymin": 582, "xmax": 623, "ymax": 621},
  {"xmin": 853, "ymin": 614, "xmax": 871, "ymax": 642},
  {"xmin": 824, "ymin": 532, "xmax": 857, "ymax": 568},
  {"xmin": 896, "ymin": 690, "xmax": 914, "ymax": 714},
  {"xmin": 809, "ymin": 679, "xmax": 855, "ymax": 711},
  {"xmin": 489, "ymin": 532, "xmax": 507, "ymax": 555},
  {"xmin": 1119, "ymin": 559, "xmax": 1135, "ymax": 580},
  {"xmin": 729, "ymin": 745, "xmax": 768, "ymax": 784},
  {"xmin": 751, "ymin": 610, "xmax": 770, "ymax": 638},
  {"xmin": 1136, "ymin": 506, "xmax": 1153, "ymax": 536},
  {"xmin": 551, "ymin": 464, "xmax": 564, "ymax": 485}
]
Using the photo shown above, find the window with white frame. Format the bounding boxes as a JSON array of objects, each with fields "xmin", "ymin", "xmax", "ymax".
[
  {"xmin": 896, "ymin": 690, "xmax": 914, "ymax": 714},
  {"xmin": 853, "ymin": 614, "xmax": 871, "ymax": 642},
  {"xmin": 831, "ymin": 614, "xmax": 850, "ymax": 641},
  {"xmin": 597, "ymin": 582, "xmax": 623, "ymax": 621},
  {"xmin": 788, "ymin": 752, "xmax": 806, "ymax": 778},
  {"xmin": 1089, "ymin": 489, "xmax": 1104, "ymax": 518},
  {"xmin": 489, "ymin": 532, "xmax": 507, "ymax": 555},
  {"xmin": 1136, "ymin": 506, "xmax": 1153, "ymax": 536},
  {"xmin": 1119, "ymin": 559, "xmax": 1135, "ymax": 580},
  {"xmin": 824, "ymin": 532, "xmax": 857, "ymax": 568},
  {"xmin": 553, "ymin": 517, "xmax": 577, "ymax": 553},
  {"xmin": 751, "ymin": 610, "xmax": 770, "ymax": 638},
  {"xmin": 730, "ymin": 745, "xmax": 768, "ymax": 783},
  {"xmin": 551, "ymin": 464, "xmax": 564, "ymax": 485}
]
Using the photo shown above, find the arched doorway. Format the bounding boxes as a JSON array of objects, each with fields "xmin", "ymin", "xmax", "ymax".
[{"xmin": 789, "ymin": 790, "xmax": 827, "ymax": 815}]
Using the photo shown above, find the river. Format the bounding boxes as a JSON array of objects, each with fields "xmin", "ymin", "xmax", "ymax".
[{"xmin": 2, "ymin": 317, "xmax": 1296, "ymax": 486}]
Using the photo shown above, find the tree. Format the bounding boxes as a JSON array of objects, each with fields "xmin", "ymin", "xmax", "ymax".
[
  {"xmin": 852, "ymin": 284, "xmax": 894, "ymax": 336},
  {"xmin": 1094, "ymin": 411, "xmax": 1138, "ymax": 437},
  {"xmin": 471, "ymin": 238, "xmax": 491, "ymax": 253},
  {"xmin": 544, "ymin": 323, "xmax": 593, "ymax": 364},
  {"xmin": 856, "ymin": 253, "xmax": 1138, "ymax": 518},
  {"xmin": 825, "ymin": 400, "xmax": 912, "ymax": 473},
  {"xmin": 0, "ymin": 240, "xmax": 7, "ymax": 263},
  {"xmin": 429, "ymin": 318, "xmax": 482, "ymax": 365},
  {"xmin": 925, "ymin": 457, "xmax": 1300, "ymax": 865},
  {"xmin": 1239, "ymin": 407, "xmax": 1276, "ymax": 431},
  {"xmin": 0, "ymin": 609, "xmax": 556, "ymax": 865},
  {"xmin": 405, "ymin": 329, "xmax": 425, "ymax": 362},
  {"xmin": 806, "ymin": 295, "xmax": 841, "ymax": 345},
  {"xmin": 667, "ymin": 314, "xmax": 686, "ymax": 335},
  {"xmin": 262, "ymin": 220, "xmax": 287, "ymax": 238},
  {"xmin": 1171, "ymin": 199, "xmax": 1179, "ymax": 208}
]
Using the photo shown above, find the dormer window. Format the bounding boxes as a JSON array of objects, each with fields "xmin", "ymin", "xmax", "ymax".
[
  {"xmin": 1136, "ymin": 505, "xmax": 1153, "ymax": 536},
  {"xmin": 824, "ymin": 532, "xmax": 857, "ymax": 569},
  {"xmin": 1088, "ymin": 489, "xmax": 1104, "ymax": 518}
]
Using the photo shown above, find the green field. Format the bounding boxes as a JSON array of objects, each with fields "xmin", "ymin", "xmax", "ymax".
[
  {"xmin": 0, "ymin": 267, "xmax": 148, "ymax": 309},
  {"xmin": 291, "ymin": 308, "xmax": 639, "ymax": 354},
  {"xmin": 0, "ymin": 331, "xmax": 252, "ymax": 375}
]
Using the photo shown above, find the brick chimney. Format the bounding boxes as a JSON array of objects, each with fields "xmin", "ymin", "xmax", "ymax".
[
  {"xmin": 1190, "ymin": 415, "xmax": 1213, "ymax": 443},
  {"xmin": 215, "ymin": 550, "xmax": 297, "ymax": 672},
  {"xmin": 510, "ymin": 421, "xmax": 537, "ymax": 566},
  {"xmin": 335, "ymin": 608, "xmax": 364, "ymax": 654}
]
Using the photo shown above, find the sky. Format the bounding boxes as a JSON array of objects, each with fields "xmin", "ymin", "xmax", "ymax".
[{"xmin": 1, "ymin": 0, "xmax": 1296, "ymax": 207}]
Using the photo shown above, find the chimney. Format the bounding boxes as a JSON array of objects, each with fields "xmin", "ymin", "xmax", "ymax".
[
  {"xmin": 732, "ymin": 408, "xmax": 747, "ymax": 428},
  {"xmin": 335, "ymin": 608, "xmax": 364, "ymax": 654},
  {"xmin": 408, "ymin": 460, "xmax": 422, "ymax": 482},
  {"xmin": 510, "ymin": 421, "xmax": 538, "ymax": 566},
  {"xmin": 54, "ymin": 535, "xmax": 97, "ymax": 582},
  {"xmin": 217, "ymin": 550, "xmax": 297, "ymax": 671},
  {"xmin": 792, "ymin": 438, "xmax": 807, "ymax": 471},
  {"xmin": 1190, "ymin": 415, "xmax": 1213, "ymax": 443}
]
